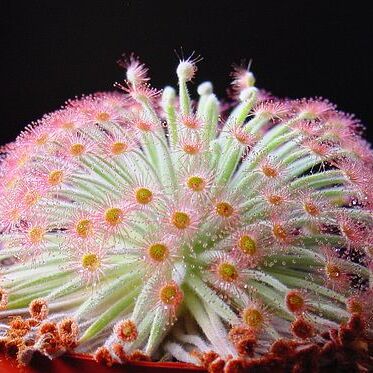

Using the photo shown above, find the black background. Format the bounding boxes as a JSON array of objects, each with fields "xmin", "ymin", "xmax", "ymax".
[{"xmin": 1, "ymin": 1, "xmax": 372, "ymax": 145}]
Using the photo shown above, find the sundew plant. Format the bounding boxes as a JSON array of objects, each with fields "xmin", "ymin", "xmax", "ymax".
[{"xmin": 0, "ymin": 56, "xmax": 372, "ymax": 371}]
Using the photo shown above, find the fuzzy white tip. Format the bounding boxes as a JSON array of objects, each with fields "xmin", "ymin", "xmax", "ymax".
[
  {"xmin": 197, "ymin": 81, "xmax": 213, "ymax": 96},
  {"xmin": 239, "ymin": 86, "xmax": 258, "ymax": 102},
  {"xmin": 126, "ymin": 68, "xmax": 139, "ymax": 85},
  {"xmin": 161, "ymin": 86, "xmax": 176, "ymax": 106},
  {"xmin": 244, "ymin": 71, "xmax": 256, "ymax": 88},
  {"xmin": 177, "ymin": 61, "xmax": 197, "ymax": 82}
]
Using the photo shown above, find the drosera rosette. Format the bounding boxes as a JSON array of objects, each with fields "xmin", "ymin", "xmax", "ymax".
[{"xmin": 0, "ymin": 53, "xmax": 372, "ymax": 371}]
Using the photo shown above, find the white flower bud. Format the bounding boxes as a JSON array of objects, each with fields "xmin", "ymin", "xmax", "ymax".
[
  {"xmin": 126, "ymin": 67, "xmax": 138, "ymax": 85},
  {"xmin": 244, "ymin": 71, "xmax": 256, "ymax": 88},
  {"xmin": 239, "ymin": 86, "xmax": 258, "ymax": 102},
  {"xmin": 176, "ymin": 61, "xmax": 197, "ymax": 82},
  {"xmin": 197, "ymin": 81, "xmax": 213, "ymax": 96},
  {"xmin": 161, "ymin": 86, "xmax": 176, "ymax": 107}
]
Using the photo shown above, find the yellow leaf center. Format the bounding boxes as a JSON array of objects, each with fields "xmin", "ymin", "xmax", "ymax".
[
  {"xmin": 172, "ymin": 211, "xmax": 191, "ymax": 229},
  {"xmin": 135, "ymin": 188, "xmax": 153, "ymax": 205}
]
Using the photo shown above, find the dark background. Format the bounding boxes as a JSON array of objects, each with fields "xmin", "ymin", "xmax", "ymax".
[{"xmin": 1, "ymin": 1, "xmax": 372, "ymax": 145}]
